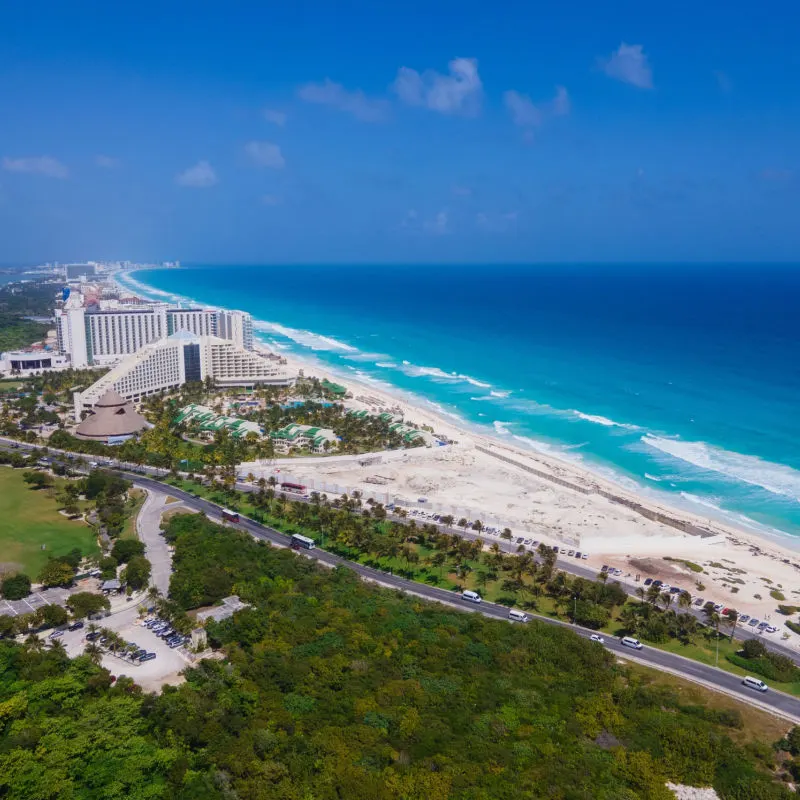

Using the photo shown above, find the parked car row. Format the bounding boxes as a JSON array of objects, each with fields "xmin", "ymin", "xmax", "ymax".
[
  {"xmin": 83, "ymin": 630, "xmax": 158, "ymax": 663},
  {"xmin": 143, "ymin": 616, "xmax": 189, "ymax": 649}
]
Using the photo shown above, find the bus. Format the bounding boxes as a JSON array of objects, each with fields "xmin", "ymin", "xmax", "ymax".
[
  {"xmin": 221, "ymin": 509, "xmax": 239, "ymax": 523},
  {"xmin": 280, "ymin": 482, "xmax": 307, "ymax": 495},
  {"xmin": 290, "ymin": 534, "xmax": 316, "ymax": 550}
]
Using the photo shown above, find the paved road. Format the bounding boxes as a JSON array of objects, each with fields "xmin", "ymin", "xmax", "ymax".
[
  {"xmin": 136, "ymin": 490, "xmax": 172, "ymax": 596},
  {"xmin": 116, "ymin": 471, "xmax": 800, "ymax": 723},
  {"xmin": 4, "ymin": 441, "xmax": 800, "ymax": 721}
]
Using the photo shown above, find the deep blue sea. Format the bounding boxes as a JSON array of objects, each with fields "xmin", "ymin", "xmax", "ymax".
[{"xmin": 118, "ymin": 264, "xmax": 800, "ymax": 544}]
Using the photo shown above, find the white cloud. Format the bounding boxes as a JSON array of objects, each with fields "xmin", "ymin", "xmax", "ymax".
[
  {"xmin": 298, "ymin": 78, "xmax": 389, "ymax": 122},
  {"xmin": 95, "ymin": 155, "xmax": 120, "ymax": 169},
  {"xmin": 504, "ymin": 85, "xmax": 570, "ymax": 130},
  {"xmin": 393, "ymin": 57, "xmax": 482, "ymax": 115},
  {"xmin": 504, "ymin": 90, "xmax": 542, "ymax": 128},
  {"xmin": 424, "ymin": 210, "xmax": 450, "ymax": 235},
  {"xmin": 245, "ymin": 141, "xmax": 285, "ymax": 169},
  {"xmin": 599, "ymin": 43, "xmax": 653, "ymax": 89},
  {"xmin": 400, "ymin": 207, "xmax": 450, "ymax": 234},
  {"xmin": 2, "ymin": 156, "xmax": 69, "ymax": 179},
  {"xmin": 263, "ymin": 108, "xmax": 287, "ymax": 126},
  {"xmin": 176, "ymin": 160, "xmax": 217, "ymax": 188},
  {"xmin": 262, "ymin": 194, "xmax": 283, "ymax": 206}
]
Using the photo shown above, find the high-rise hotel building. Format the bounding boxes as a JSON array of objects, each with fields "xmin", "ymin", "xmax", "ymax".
[{"xmin": 55, "ymin": 302, "xmax": 254, "ymax": 367}]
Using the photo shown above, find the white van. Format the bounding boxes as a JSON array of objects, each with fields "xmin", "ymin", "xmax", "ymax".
[
  {"xmin": 621, "ymin": 636, "xmax": 643, "ymax": 650},
  {"xmin": 508, "ymin": 609, "xmax": 528, "ymax": 622},
  {"xmin": 462, "ymin": 590, "xmax": 482, "ymax": 604},
  {"xmin": 742, "ymin": 676, "xmax": 768, "ymax": 693}
]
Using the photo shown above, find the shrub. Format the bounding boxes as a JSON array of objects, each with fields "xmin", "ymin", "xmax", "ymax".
[
  {"xmin": 1, "ymin": 573, "xmax": 32, "ymax": 600},
  {"xmin": 664, "ymin": 557, "xmax": 704, "ymax": 573},
  {"xmin": 110, "ymin": 539, "xmax": 145, "ymax": 563},
  {"xmin": 67, "ymin": 592, "xmax": 111, "ymax": 619},
  {"xmin": 770, "ymin": 589, "xmax": 786, "ymax": 601},
  {"xmin": 777, "ymin": 605, "xmax": 800, "ymax": 616},
  {"xmin": 786, "ymin": 621, "xmax": 800, "ymax": 636},
  {"xmin": 37, "ymin": 559, "xmax": 75, "ymax": 588},
  {"xmin": 743, "ymin": 639, "xmax": 767, "ymax": 659},
  {"xmin": 728, "ymin": 651, "xmax": 800, "ymax": 683},
  {"xmin": 121, "ymin": 555, "xmax": 151, "ymax": 590}
]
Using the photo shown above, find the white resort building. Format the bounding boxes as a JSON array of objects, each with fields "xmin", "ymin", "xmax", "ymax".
[
  {"xmin": 175, "ymin": 403, "xmax": 263, "ymax": 440},
  {"xmin": 56, "ymin": 299, "xmax": 254, "ymax": 368},
  {"xmin": 270, "ymin": 423, "xmax": 338, "ymax": 454},
  {"xmin": 0, "ymin": 349, "xmax": 70, "ymax": 376},
  {"xmin": 73, "ymin": 331, "xmax": 295, "ymax": 419}
]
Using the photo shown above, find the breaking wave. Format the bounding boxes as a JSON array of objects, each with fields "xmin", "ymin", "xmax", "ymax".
[{"xmin": 643, "ymin": 435, "xmax": 800, "ymax": 502}]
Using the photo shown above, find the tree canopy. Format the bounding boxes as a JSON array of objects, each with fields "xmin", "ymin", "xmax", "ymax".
[{"xmin": 0, "ymin": 512, "xmax": 794, "ymax": 799}]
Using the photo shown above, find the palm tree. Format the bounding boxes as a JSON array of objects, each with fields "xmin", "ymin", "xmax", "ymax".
[
  {"xmin": 48, "ymin": 639, "xmax": 67, "ymax": 657},
  {"xmin": 724, "ymin": 609, "xmax": 739, "ymax": 642},
  {"xmin": 645, "ymin": 584, "xmax": 661, "ymax": 606},
  {"xmin": 84, "ymin": 642, "xmax": 103, "ymax": 664},
  {"xmin": 619, "ymin": 606, "xmax": 639, "ymax": 634},
  {"xmin": 660, "ymin": 591, "xmax": 674, "ymax": 611},
  {"xmin": 677, "ymin": 590, "xmax": 692, "ymax": 610}
]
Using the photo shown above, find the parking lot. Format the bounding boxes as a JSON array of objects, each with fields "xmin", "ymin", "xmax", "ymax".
[
  {"xmin": 0, "ymin": 586, "xmax": 71, "ymax": 617},
  {"xmin": 56, "ymin": 609, "xmax": 190, "ymax": 691}
]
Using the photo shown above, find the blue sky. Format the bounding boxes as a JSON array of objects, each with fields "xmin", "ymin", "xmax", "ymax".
[{"xmin": 0, "ymin": 1, "xmax": 798, "ymax": 264}]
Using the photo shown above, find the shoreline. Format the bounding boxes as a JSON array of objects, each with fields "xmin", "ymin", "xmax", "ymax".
[{"xmin": 111, "ymin": 268, "xmax": 800, "ymax": 633}]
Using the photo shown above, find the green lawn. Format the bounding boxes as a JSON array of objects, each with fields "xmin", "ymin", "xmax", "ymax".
[
  {"xmin": 0, "ymin": 467, "xmax": 99, "ymax": 577},
  {"xmin": 119, "ymin": 488, "xmax": 146, "ymax": 540}
]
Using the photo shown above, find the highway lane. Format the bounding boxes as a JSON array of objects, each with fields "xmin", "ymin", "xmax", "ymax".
[
  {"xmin": 120, "ymin": 471, "xmax": 800, "ymax": 722},
  {"xmin": 4, "ymin": 440, "xmax": 800, "ymax": 720},
  {"xmin": 53, "ymin": 445, "xmax": 800, "ymax": 665}
]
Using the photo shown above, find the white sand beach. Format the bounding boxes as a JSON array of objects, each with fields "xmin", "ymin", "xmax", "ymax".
[{"xmin": 250, "ymin": 344, "xmax": 800, "ymax": 638}]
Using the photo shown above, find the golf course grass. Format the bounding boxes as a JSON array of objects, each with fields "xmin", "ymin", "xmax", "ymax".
[{"xmin": 0, "ymin": 467, "xmax": 99, "ymax": 578}]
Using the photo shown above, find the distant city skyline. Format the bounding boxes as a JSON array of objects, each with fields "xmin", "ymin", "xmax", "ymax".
[{"xmin": 0, "ymin": 1, "xmax": 798, "ymax": 263}]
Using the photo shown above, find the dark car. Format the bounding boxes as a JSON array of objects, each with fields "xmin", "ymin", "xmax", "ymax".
[
  {"xmin": 652, "ymin": 580, "xmax": 663, "ymax": 588},
  {"xmin": 643, "ymin": 578, "xmax": 653, "ymax": 586},
  {"xmin": 133, "ymin": 649, "xmax": 148, "ymax": 660},
  {"xmin": 67, "ymin": 620, "xmax": 84, "ymax": 631},
  {"xmin": 693, "ymin": 598, "xmax": 704, "ymax": 606},
  {"xmin": 601, "ymin": 565, "xmax": 609, "ymax": 573},
  {"xmin": 139, "ymin": 652, "xmax": 157, "ymax": 662},
  {"xmin": 85, "ymin": 631, "xmax": 100, "ymax": 641}
]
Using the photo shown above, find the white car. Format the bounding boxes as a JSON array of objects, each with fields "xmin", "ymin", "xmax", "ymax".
[{"xmin": 590, "ymin": 634, "xmax": 605, "ymax": 644}]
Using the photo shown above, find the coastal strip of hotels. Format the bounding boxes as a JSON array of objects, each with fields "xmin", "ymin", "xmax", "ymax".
[{"xmin": 0, "ymin": 260, "xmax": 296, "ymax": 420}]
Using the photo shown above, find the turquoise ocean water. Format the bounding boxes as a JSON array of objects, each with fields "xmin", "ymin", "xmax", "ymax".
[{"xmin": 117, "ymin": 264, "xmax": 800, "ymax": 545}]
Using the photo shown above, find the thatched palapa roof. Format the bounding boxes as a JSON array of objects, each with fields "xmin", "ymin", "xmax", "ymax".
[{"xmin": 74, "ymin": 389, "xmax": 148, "ymax": 441}]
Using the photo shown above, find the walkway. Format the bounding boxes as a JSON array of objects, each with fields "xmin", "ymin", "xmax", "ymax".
[{"xmin": 135, "ymin": 489, "xmax": 173, "ymax": 596}]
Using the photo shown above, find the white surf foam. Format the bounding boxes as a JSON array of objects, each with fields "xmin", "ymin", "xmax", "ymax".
[
  {"xmin": 397, "ymin": 360, "xmax": 491, "ymax": 388},
  {"xmin": 643, "ymin": 435, "xmax": 800, "ymax": 502},
  {"xmin": 493, "ymin": 420, "xmax": 513, "ymax": 436},
  {"xmin": 375, "ymin": 362, "xmax": 398, "ymax": 369},
  {"xmin": 679, "ymin": 491, "xmax": 725, "ymax": 513},
  {"xmin": 253, "ymin": 320, "xmax": 358, "ymax": 353},
  {"xmin": 569, "ymin": 410, "xmax": 640, "ymax": 430},
  {"xmin": 644, "ymin": 473, "xmax": 662, "ymax": 482}
]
